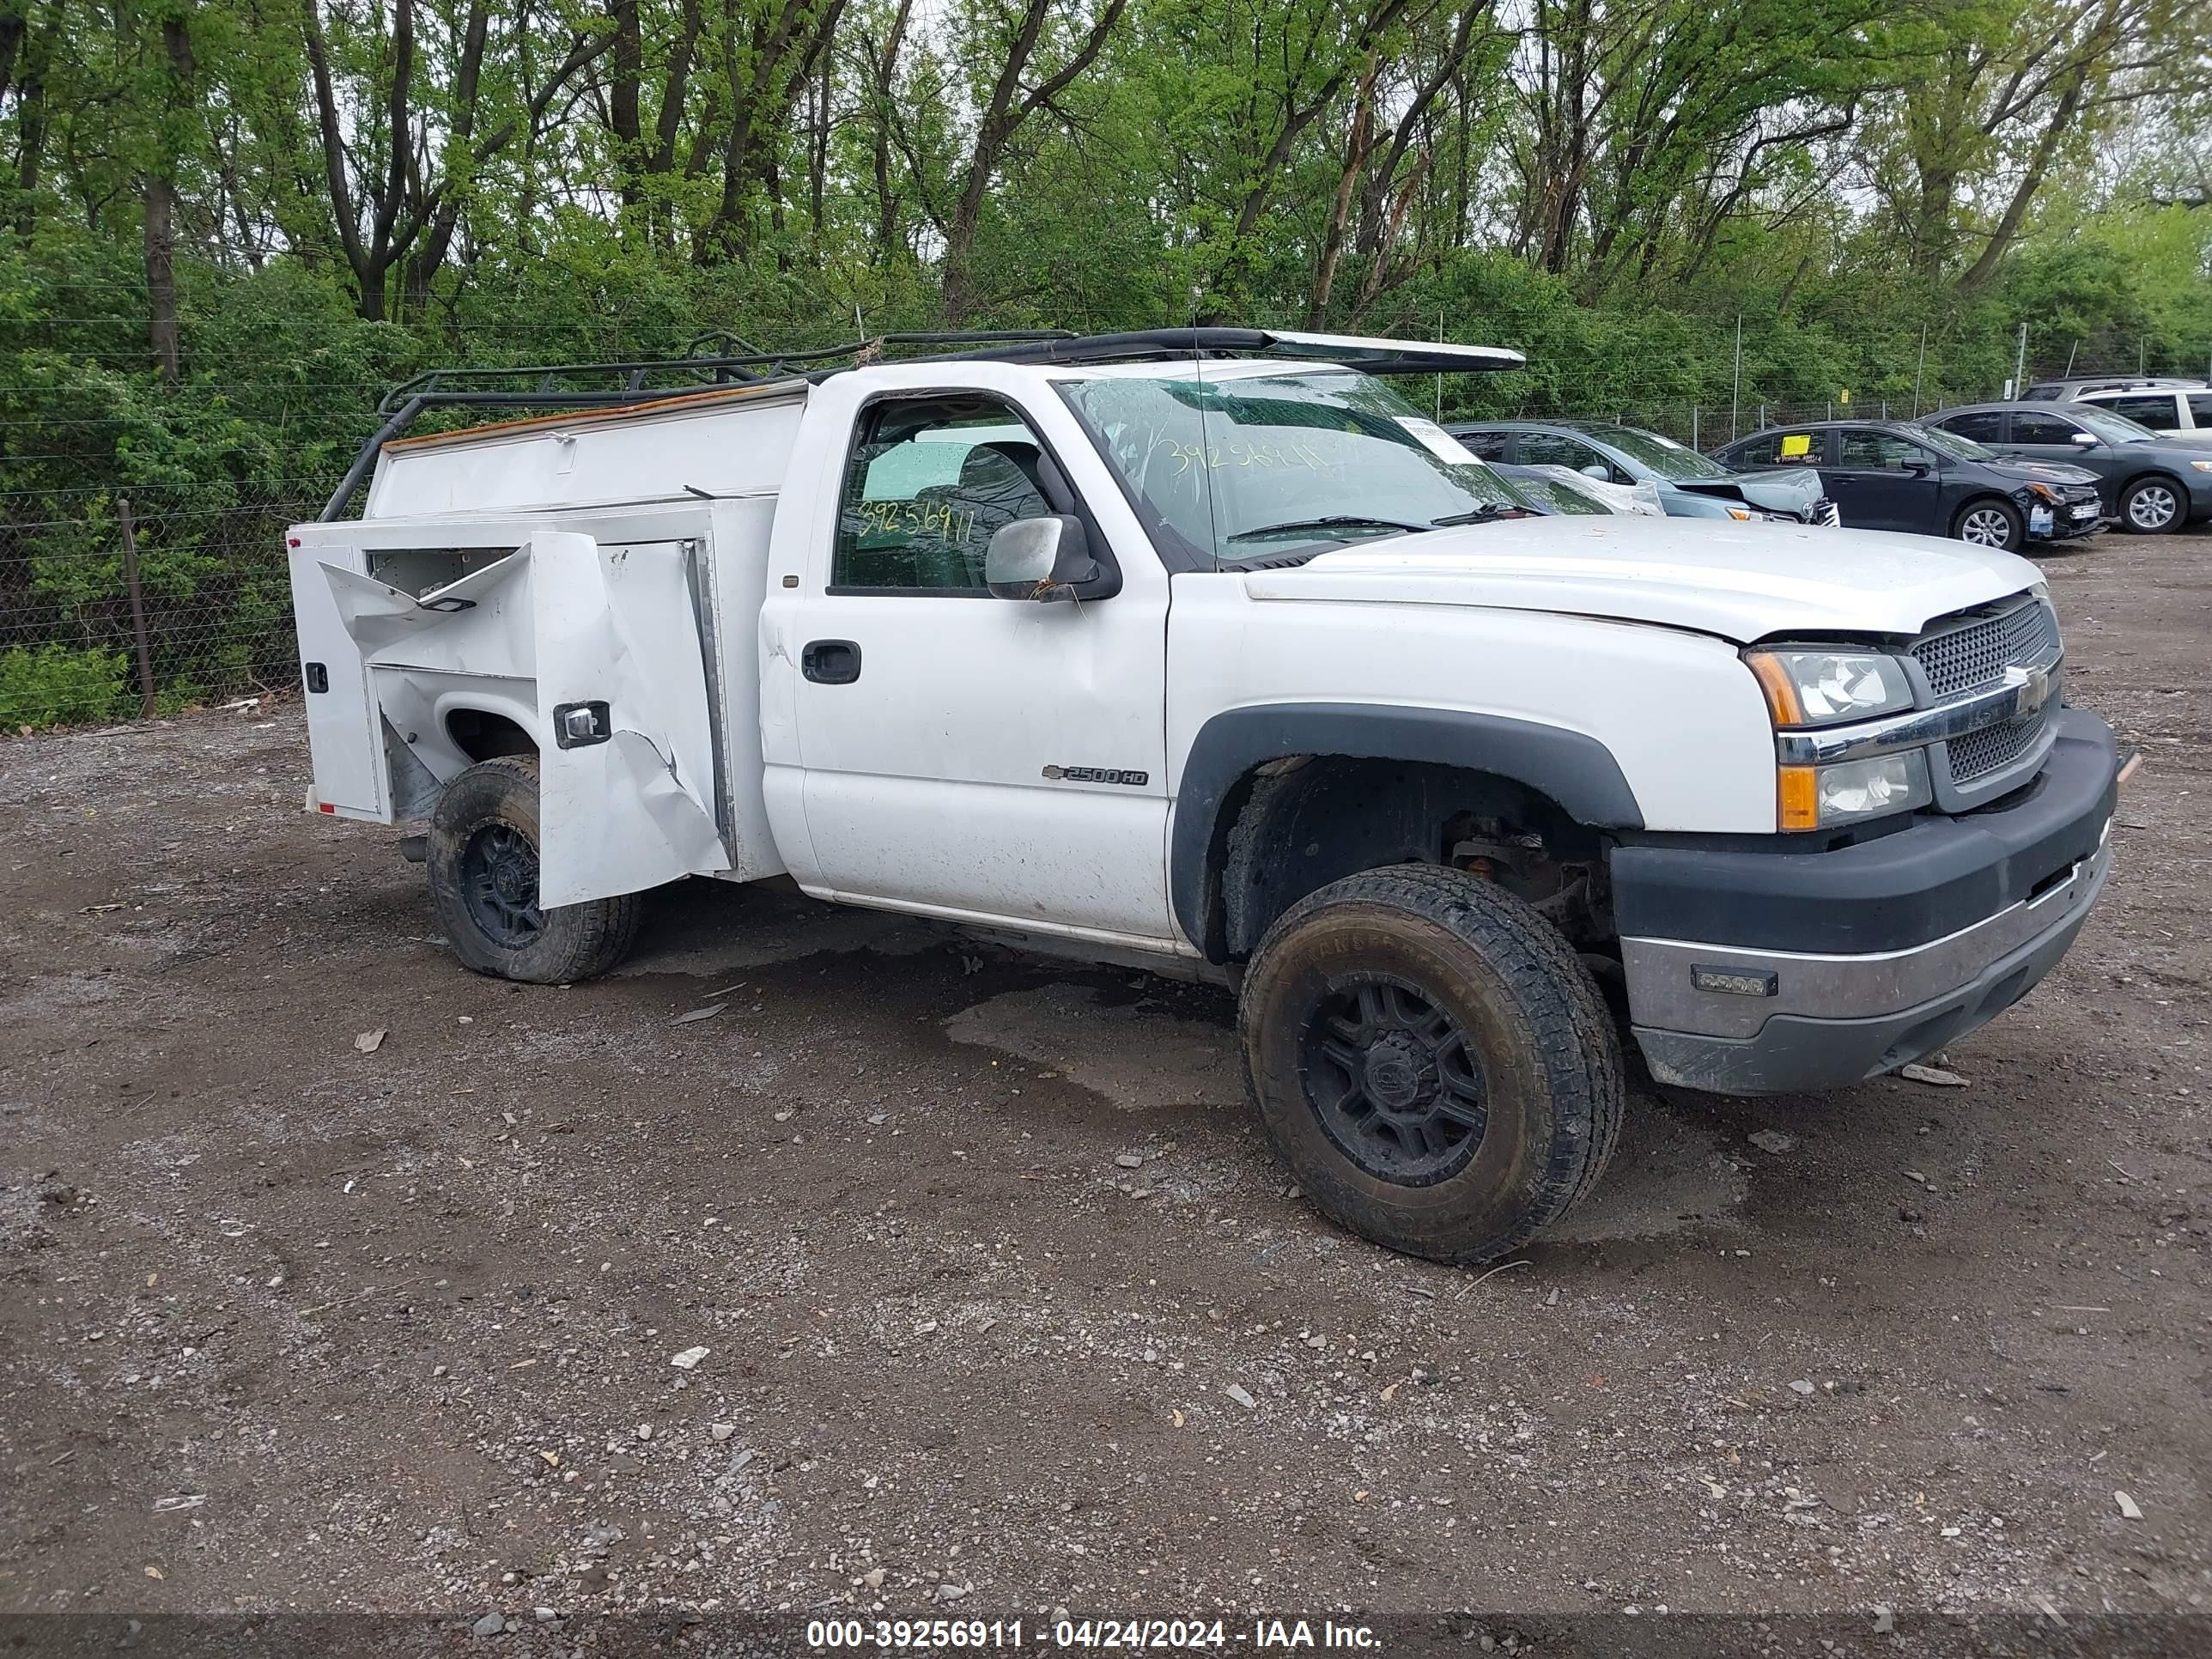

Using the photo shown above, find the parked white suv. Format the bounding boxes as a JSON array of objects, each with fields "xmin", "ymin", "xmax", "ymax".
[
  {"xmin": 288, "ymin": 329, "xmax": 2123, "ymax": 1264},
  {"xmin": 2026, "ymin": 376, "xmax": 2212, "ymax": 436}
]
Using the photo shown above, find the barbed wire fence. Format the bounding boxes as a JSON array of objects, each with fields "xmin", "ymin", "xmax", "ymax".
[{"xmin": 0, "ymin": 378, "xmax": 2170, "ymax": 733}]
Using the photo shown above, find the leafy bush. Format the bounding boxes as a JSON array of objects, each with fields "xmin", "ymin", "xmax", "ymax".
[{"xmin": 0, "ymin": 643, "xmax": 129, "ymax": 729}]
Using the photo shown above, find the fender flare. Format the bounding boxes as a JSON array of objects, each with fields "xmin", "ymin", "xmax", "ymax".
[{"xmin": 1169, "ymin": 702, "xmax": 1644, "ymax": 955}]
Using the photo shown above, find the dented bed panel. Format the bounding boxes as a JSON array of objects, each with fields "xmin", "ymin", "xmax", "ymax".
[
  {"xmin": 529, "ymin": 530, "xmax": 732, "ymax": 908},
  {"xmin": 289, "ymin": 500, "xmax": 769, "ymax": 896}
]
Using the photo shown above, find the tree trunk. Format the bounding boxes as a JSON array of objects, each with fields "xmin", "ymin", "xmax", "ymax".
[
  {"xmin": 11, "ymin": 1, "xmax": 57, "ymax": 238},
  {"xmin": 144, "ymin": 8, "xmax": 197, "ymax": 386},
  {"xmin": 0, "ymin": 0, "xmax": 27, "ymax": 104},
  {"xmin": 870, "ymin": 0, "xmax": 915, "ymax": 264},
  {"xmin": 1957, "ymin": 66, "xmax": 2094, "ymax": 289},
  {"xmin": 1309, "ymin": 75, "xmax": 1377, "ymax": 325},
  {"xmin": 144, "ymin": 179, "xmax": 179, "ymax": 383},
  {"xmin": 611, "ymin": 0, "xmax": 643, "ymax": 208},
  {"xmin": 942, "ymin": 0, "xmax": 1129, "ymax": 324}
]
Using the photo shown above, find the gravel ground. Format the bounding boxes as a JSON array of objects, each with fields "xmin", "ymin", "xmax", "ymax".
[{"xmin": 1, "ymin": 531, "xmax": 2207, "ymax": 1653}]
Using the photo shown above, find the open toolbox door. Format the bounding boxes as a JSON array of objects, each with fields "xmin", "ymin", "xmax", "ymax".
[
  {"xmin": 528, "ymin": 530, "xmax": 731, "ymax": 908},
  {"xmin": 289, "ymin": 538, "xmax": 388, "ymax": 817}
]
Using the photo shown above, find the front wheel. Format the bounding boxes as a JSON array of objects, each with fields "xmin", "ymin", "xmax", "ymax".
[
  {"xmin": 425, "ymin": 755, "xmax": 641, "ymax": 983},
  {"xmin": 2120, "ymin": 477, "xmax": 2182, "ymax": 533},
  {"xmin": 1237, "ymin": 864, "xmax": 1623, "ymax": 1265},
  {"xmin": 1953, "ymin": 498, "xmax": 2025, "ymax": 550}
]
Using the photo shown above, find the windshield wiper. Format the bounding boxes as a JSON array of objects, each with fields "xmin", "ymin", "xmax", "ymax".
[
  {"xmin": 1226, "ymin": 514, "xmax": 1434, "ymax": 543},
  {"xmin": 1430, "ymin": 503, "xmax": 1520, "ymax": 526}
]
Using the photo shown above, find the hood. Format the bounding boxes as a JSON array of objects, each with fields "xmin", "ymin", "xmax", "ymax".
[
  {"xmin": 1239, "ymin": 515, "xmax": 2039, "ymax": 644},
  {"xmin": 1984, "ymin": 458, "xmax": 2100, "ymax": 486},
  {"xmin": 1670, "ymin": 467, "xmax": 1825, "ymax": 514}
]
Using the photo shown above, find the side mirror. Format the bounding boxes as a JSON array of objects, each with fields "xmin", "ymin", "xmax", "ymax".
[
  {"xmin": 2070, "ymin": 430, "xmax": 2099, "ymax": 447},
  {"xmin": 985, "ymin": 514, "xmax": 1101, "ymax": 602},
  {"xmin": 1901, "ymin": 459, "xmax": 1932, "ymax": 477},
  {"xmin": 1578, "ymin": 463, "xmax": 1611, "ymax": 481}
]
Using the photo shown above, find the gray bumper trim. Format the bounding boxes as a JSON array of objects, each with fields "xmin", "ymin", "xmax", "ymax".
[{"xmin": 1626, "ymin": 824, "xmax": 2112, "ymax": 1096}]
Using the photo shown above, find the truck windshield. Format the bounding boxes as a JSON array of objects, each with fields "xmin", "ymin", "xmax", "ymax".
[{"xmin": 1059, "ymin": 368, "xmax": 1573, "ymax": 566}]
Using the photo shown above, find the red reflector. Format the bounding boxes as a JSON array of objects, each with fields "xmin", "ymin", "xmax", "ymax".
[
  {"xmin": 288, "ymin": 537, "xmax": 301, "ymax": 547},
  {"xmin": 318, "ymin": 802, "xmax": 336, "ymax": 814}
]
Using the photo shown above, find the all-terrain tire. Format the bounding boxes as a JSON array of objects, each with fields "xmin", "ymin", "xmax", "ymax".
[
  {"xmin": 425, "ymin": 755, "xmax": 641, "ymax": 983},
  {"xmin": 1237, "ymin": 863, "xmax": 1623, "ymax": 1264}
]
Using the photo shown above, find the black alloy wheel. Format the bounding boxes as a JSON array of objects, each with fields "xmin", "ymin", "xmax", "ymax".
[
  {"xmin": 460, "ymin": 822, "xmax": 544, "ymax": 948},
  {"xmin": 1297, "ymin": 974, "xmax": 1489, "ymax": 1185}
]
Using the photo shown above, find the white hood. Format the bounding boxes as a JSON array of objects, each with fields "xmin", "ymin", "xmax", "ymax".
[{"xmin": 1240, "ymin": 516, "xmax": 2040, "ymax": 644}]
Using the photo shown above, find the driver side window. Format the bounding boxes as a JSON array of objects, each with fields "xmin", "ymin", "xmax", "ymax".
[
  {"xmin": 2011, "ymin": 411, "xmax": 2081, "ymax": 445},
  {"xmin": 832, "ymin": 398, "xmax": 1054, "ymax": 593},
  {"xmin": 1838, "ymin": 431, "xmax": 1925, "ymax": 471}
]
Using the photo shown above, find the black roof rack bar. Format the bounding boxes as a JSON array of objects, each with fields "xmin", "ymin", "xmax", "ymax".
[
  {"xmin": 326, "ymin": 332, "xmax": 1085, "ymax": 518},
  {"xmin": 687, "ymin": 326, "xmax": 1080, "ymax": 360},
  {"xmin": 927, "ymin": 326, "xmax": 1275, "ymax": 364},
  {"xmin": 923, "ymin": 327, "xmax": 1523, "ymax": 376},
  {"xmin": 325, "ymin": 325, "xmax": 1513, "ymax": 520},
  {"xmin": 369, "ymin": 330, "xmax": 1087, "ymax": 415}
]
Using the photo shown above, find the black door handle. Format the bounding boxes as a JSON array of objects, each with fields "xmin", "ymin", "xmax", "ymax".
[{"xmin": 801, "ymin": 639, "xmax": 862, "ymax": 685}]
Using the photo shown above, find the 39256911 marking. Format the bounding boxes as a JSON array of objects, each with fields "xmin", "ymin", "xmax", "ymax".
[{"xmin": 806, "ymin": 1619, "xmax": 1030, "ymax": 1649}]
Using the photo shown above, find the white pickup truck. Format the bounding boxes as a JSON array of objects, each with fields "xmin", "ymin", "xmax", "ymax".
[{"xmin": 288, "ymin": 327, "xmax": 2122, "ymax": 1264}]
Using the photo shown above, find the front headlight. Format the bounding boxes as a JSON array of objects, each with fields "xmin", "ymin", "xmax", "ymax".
[
  {"xmin": 1724, "ymin": 505, "xmax": 1784, "ymax": 522},
  {"xmin": 1745, "ymin": 649, "xmax": 1914, "ymax": 726},
  {"xmin": 2025, "ymin": 482, "xmax": 2066, "ymax": 504},
  {"xmin": 2190, "ymin": 460, "xmax": 2212, "ymax": 474},
  {"xmin": 1779, "ymin": 751, "xmax": 1933, "ymax": 830}
]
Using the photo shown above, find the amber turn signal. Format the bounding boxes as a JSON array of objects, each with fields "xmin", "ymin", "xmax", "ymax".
[
  {"xmin": 1746, "ymin": 652, "xmax": 1805, "ymax": 726},
  {"xmin": 1777, "ymin": 765, "xmax": 1819, "ymax": 831}
]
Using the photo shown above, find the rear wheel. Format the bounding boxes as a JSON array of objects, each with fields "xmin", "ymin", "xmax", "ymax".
[
  {"xmin": 426, "ymin": 756, "xmax": 641, "ymax": 983},
  {"xmin": 2120, "ymin": 477, "xmax": 2182, "ymax": 533},
  {"xmin": 1237, "ymin": 864, "xmax": 1623, "ymax": 1265},
  {"xmin": 1953, "ymin": 498, "xmax": 2024, "ymax": 550}
]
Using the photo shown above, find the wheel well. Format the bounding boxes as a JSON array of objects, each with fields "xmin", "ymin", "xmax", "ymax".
[
  {"xmin": 1954, "ymin": 494, "xmax": 2018, "ymax": 523},
  {"xmin": 2122, "ymin": 471, "xmax": 2182, "ymax": 495},
  {"xmin": 447, "ymin": 708, "xmax": 537, "ymax": 761},
  {"xmin": 1212, "ymin": 756, "xmax": 1609, "ymax": 962}
]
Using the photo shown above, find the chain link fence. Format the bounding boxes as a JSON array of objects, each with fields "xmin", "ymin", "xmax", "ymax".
[{"xmin": 0, "ymin": 470, "xmax": 361, "ymax": 731}]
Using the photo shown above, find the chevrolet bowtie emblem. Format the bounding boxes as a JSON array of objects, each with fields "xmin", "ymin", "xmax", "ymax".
[{"xmin": 2005, "ymin": 663, "xmax": 2053, "ymax": 712}]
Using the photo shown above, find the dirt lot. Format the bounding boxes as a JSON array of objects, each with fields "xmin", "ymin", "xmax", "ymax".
[{"xmin": 1, "ymin": 531, "xmax": 2207, "ymax": 1651}]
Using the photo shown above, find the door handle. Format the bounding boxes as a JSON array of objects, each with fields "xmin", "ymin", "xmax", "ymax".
[{"xmin": 801, "ymin": 639, "xmax": 862, "ymax": 685}]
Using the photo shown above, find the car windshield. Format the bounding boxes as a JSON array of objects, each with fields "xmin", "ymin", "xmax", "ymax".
[
  {"xmin": 1496, "ymin": 466, "xmax": 1616, "ymax": 516},
  {"xmin": 1903, "ymin": 421, "xmax": 1996, "ymax": 461},
  {"xmin": 2071, "ymin": 405, "xmax": 2160, "ymax": 444},
  {"xmin": 1058, "ymin": 368, "xmax": 1546, "ymax": 563},
  {"xmin": 1578, "ymin": 424, "xmax": 1730, "ymax": 480}
]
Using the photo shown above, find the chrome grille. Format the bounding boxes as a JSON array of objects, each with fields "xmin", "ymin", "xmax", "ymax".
[
  {"xmin": 1948, "ymin": 709, "xmax": 2046, "ymax": 786},
  {"xmin": 1911, "ymin": 601, "xmax": 2059, "ymax": 699}
]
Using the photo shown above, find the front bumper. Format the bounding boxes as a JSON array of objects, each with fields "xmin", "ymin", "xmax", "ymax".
[
  {"xmin": 1612, "ymin": 708, "xmax": 2118, "ymax": 1095},
  {"xmin": 2027, "ymin": 489, "xmax": 2106, "ymax": 541}
]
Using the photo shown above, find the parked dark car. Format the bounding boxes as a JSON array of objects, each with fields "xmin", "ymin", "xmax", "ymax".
[
  {"xmin": 1711, "ymin": 420, "xmax": 2104, "ymax": 550},
  {"xmin": 1449, "ymin": 420, "xmax": 1838, "ymax": 523},
  {"xmin": 1923, "ymin": 401, "xmax": 2212, "ymax": 533}
]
